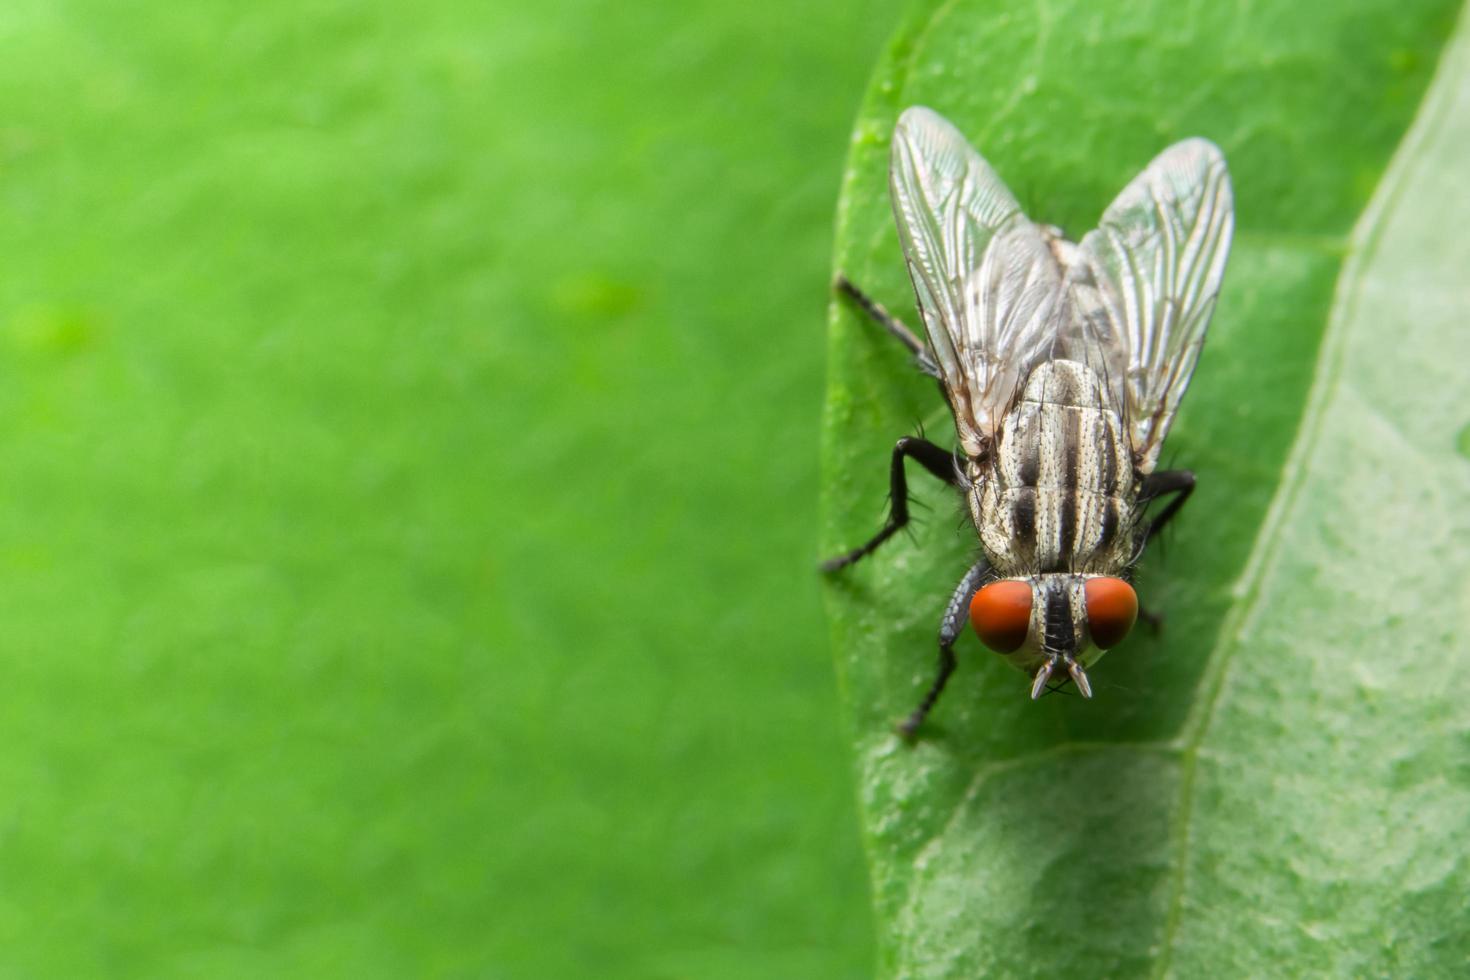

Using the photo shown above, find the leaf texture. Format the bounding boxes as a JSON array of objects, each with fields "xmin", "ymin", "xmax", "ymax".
[{"xmin": 821, "ymin": 1, "xmax": 1468, "ymax": 975}]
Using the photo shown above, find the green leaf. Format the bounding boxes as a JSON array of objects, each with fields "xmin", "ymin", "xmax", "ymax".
[
  {"xmin": 821, "ymin": 1, "xmax": 1469, "ymax": 975},
  {"xmin": 0, "ymin": 1, "xmax": 889, "ymax": 974}
]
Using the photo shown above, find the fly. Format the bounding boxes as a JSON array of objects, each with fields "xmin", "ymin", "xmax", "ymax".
[{"xmin": 822, "ymin": 107, "xmax": 1234, "ymax": 736}]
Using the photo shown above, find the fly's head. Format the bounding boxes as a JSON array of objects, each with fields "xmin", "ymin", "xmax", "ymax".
[{"xmin": 968, "ymin": 573, "xmax": 1138, "ymax": 699}]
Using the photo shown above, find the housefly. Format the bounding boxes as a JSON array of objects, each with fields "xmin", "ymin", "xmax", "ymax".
[{"xmin": 823, "ymin": 107, "xmax": 1234, "ymax": 736}]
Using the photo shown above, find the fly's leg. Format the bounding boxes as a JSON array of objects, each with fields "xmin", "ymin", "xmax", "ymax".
[
  {"xmin": 1139, "ymin": 469, "xmax": 1196, "ymax": 543},
  {"xmin": 833, "ymin": 274, "xmax": 941, "ymax": 380},
  {"xmin": 1134, "ymin": 469, "xmax": 1197, "ymax": 631},
  {"xmin": 820, "ymin": 436, "xmax": 961, "ymax": 572},
  {"xmin": 897, "ymin": 558, "xmax": 989, "ymax": 738}
]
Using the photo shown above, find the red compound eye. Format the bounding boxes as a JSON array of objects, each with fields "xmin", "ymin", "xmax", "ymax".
[
  {"xmin": 1085, "ymin": 577, "xmax": 1138, "ymax": 649},
  {"xmin": 969, "ymin": 580, "xmax": 1033, "ymax": 653}
]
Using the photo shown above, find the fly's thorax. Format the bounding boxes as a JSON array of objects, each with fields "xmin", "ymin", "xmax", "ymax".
[{"xmin": 973, "ymin": 360, "xmax": 1137, "ymax": 576}]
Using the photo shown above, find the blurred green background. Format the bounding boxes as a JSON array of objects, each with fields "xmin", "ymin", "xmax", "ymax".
[{"xmin": 0, "ymin": 0, "xmax": 895, "ymax": 974}]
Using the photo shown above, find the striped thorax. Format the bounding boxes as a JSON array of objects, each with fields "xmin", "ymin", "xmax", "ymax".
[
  {"xmin": 973, "ymin": 360, "xmax": 1135, "ymax": 576},
  {"xmin": 968, "ymin": 360, "xmax": 1138, "ymax": 674}
]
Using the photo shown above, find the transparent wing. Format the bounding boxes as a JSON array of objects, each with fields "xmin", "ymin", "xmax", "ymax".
[
  {"xmin": 1069, "ymin": 138, "xmax": 1234, "ymax": 472},
  {"xmin": 889, "ymin": 106, "xmax": 1065, "ymax": 456}
]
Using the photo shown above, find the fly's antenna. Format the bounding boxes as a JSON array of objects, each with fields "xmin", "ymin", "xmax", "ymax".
[
  {"xmin": 1066, "ymin": 660, "xmax": 1094, "ymax": 698},
  {"xmin": 1030, "ymin": 661, "xmax": 1055, "ymax": 700},
  {"xmin": 1031, "ymin": 658, "xmax": 1089, "ymax": 700}
]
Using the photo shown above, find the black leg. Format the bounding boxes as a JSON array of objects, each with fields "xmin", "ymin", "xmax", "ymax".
[
  {"xmin": 897, "ymin": 558, "xmax": 989, "ymax": 738},
  {"xmin": 820, "ymin": 436, "xmax": 961, "ymax": 572},
  {"xmin": 834, "ymin": 274, "xmax": 941, "ymax": 380},
  {"xmin": 1139, "ymin": 469, "xmax": 1196, "ymax": 543}
]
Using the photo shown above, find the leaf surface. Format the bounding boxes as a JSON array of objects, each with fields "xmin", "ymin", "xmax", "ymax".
[{"xmin": 821, "ymin": 1, "xmax": 1469, "ymax": 974}]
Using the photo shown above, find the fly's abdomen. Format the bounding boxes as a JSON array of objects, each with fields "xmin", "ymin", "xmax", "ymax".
[{"xmin": 977, "ymin": 361, "xmax": 1135, "ymax": 574}]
